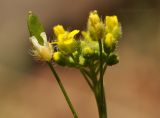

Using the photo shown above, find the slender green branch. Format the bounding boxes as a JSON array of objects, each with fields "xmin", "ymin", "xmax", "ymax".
[
  {"xmin": 80, "ymin": 69, "xmax": 94, "ymax": 90},
  {"xmin": 98, "ymin": 39, "xmax": 103, "ymax": 81},
  {"xmin": 89, "ymin": 67, "xmax": 98, "ymax": 84},
  {"xmin": 96, "ymin": 67, "xmax": 100, "ymax": 76},
  {"xmin": 47, "ymin": 62, "xmax": 78, "ymax": 118},
  {"xmin": 83, "ymin": 68, "xmax": 97, "ymax": 85},
  {"xmin": 102, "ymin": 63, "xmax": 107, "ymax": 76}
]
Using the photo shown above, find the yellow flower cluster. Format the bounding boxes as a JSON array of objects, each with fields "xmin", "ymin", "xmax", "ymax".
[{"xmin": 28, "ymin": 10, "xmax": 121, "ymax": 66}]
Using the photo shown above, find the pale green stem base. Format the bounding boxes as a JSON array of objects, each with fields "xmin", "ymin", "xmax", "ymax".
[{"xmin": 94, "ymin": 81, "xmax": 107, "ymax": 118}]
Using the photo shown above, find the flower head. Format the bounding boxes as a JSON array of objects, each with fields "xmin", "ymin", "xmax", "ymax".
[{"xmin": 53, "ymin": 25, "xmax": 79, "ymax": 54}]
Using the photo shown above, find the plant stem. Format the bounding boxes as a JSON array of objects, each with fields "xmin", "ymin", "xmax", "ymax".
[
  {"xmin": 95, "ymin": 39, "xmax": 107, "ymax": 118},
  {"xmin": 94, "ymin": 82, "xmax": 107, "ymax": 118},
  {"xmin": 80, "ymin": 69, "xmax": 93, "ymax": 90},
  {"xmin": 98, "ymin": 39, "xmax": 103, "ymax": 81},
  {"xmin": 47, "ymin": 62, "xmax": 78, "ymax": 118}
]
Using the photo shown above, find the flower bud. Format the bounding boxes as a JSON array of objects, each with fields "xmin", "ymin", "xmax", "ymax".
[
  {"xmin": 107, "ymin": 53, "xmax": 119, "ymax": 66},
  {"xmin": 88, "ymin": 10, "xmax": 101, "ymax": 26},
  {"xmin": 53, "ymin": 51, "xmax": 66, "ymax": 66},
  {"xmin": 104, "ymin": 33, "xmax": 116, "ymax": 53},
  {"xmin": 105, "ymin": 16, "xmax": 121, "ymax": 39},
  {"xmin": 79, "ymin": 55, "xmax": 87, "ymax": 66},
  {"xmin": 87, "ymin": 10, "xmax": 104, "ymax": 40},
  {"xmin": 105, "ymin": 16, "xmax": 118, "ymax": 32},
  {"xmin": 66, "ymin": 56, "xmax": 75, "ymax": 67},
  {"xmin": 82, "ymin": 47, "xmax": 94, "ymax": 58}
]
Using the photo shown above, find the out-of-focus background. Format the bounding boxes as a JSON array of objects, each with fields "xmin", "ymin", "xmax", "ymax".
[{"xmin": 0, "ymin": 0, "xmax": 160, "ymax": 118}]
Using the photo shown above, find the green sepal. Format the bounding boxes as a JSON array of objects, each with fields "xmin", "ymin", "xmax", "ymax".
[{"xmin": 27, "ymin": 11, "xmax": 44, "ymax": 45}]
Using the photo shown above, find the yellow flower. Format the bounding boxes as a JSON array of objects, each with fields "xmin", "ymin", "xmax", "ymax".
[
  {"xmin": 53, "ymin": 25, "xmax": 79, "ymax": 54},
  {"xmin": 30, "ymin": 32, "xmax": 53, "ymax": 61}
]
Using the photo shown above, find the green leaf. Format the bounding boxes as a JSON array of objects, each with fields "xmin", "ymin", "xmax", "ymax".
[{"xmin": 27, "ymin": 11, "xmax": 44, "ymax": 45}]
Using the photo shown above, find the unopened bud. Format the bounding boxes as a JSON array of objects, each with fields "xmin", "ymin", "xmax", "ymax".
[
  {"xmin": 87, "ymin": 10, "xmax": 104, "ymax": 40},
  {"xmin": 105, "ymin": 15, "xmax": 121, "ymax": 38},
  {"xmin": 82, "ymin": 47, "xmax": 94, "ymax": 58},
  {"xmin": 53, "ymin": 51, "xmax": 66, "ymax": 66},
  {"xmin": 107, "ymin": 53, "xmax": 119, "ymax": 66},
  {"xmin": 104, "ymin": 33, "xmax": 116, "ymax": 53}
]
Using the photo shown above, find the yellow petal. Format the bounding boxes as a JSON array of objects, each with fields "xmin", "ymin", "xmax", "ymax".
[
  {"xmin": 53, "ymin": 25, "xmax": 65, "ymax": 37},
  {"xmin": 68, "ymin": 30, "xmax": 79, "ymax": 38}
]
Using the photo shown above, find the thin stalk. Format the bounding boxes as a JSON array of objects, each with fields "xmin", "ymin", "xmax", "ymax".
[
  {"xmin": 93, "ymin": 80, "xmax": 107, "ymax": 118},
  {"xmin": 47, "ymin": 62, "xmax": 78, "ymax": 118},
  {"xmin": 80, "ymin": 69, "xmax": 94, "ymax": 90},
  {"xmin": 83, "ymin": 68, "xmax": 97, "ymax": 85},
  {"xmin": 102, "ymin": 63, "xmax": 107, "ymax": 78},
  {"xmin": 97, "ymin": 39, "xmax": 107, "ymax": 118},
  {"xmin": 98, "ymin": 39, "xmax": 103, "ymax": 81}
]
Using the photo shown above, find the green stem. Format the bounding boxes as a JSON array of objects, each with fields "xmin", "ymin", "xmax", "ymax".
[
  {"xmin": 47, "ymin": 62, "xmax": 78, "ymax": 118},
  {"xmin": 98, "ymin": 39, "xmax": 103, "ymax": 81},
  {"xmin": 94, "ymin": 82, "xmax": 107, "ymax": 118},
  {"xmin": 80, "ymin": 69, "xmax": 94, "ymax": 90},
  {"xmin": 96, "ymin": 39, "xmax": 107, "ymax": 118}
]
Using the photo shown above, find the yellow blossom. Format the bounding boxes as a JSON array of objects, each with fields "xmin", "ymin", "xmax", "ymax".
[{"xmin": 53, "ymin": 25, "xmax": 79, "ymax": 54}]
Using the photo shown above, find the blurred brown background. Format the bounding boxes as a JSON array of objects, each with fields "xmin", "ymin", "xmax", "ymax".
[{"xmin": 0, "ymin": 0, "xmax": 160, "ymax": 118}]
